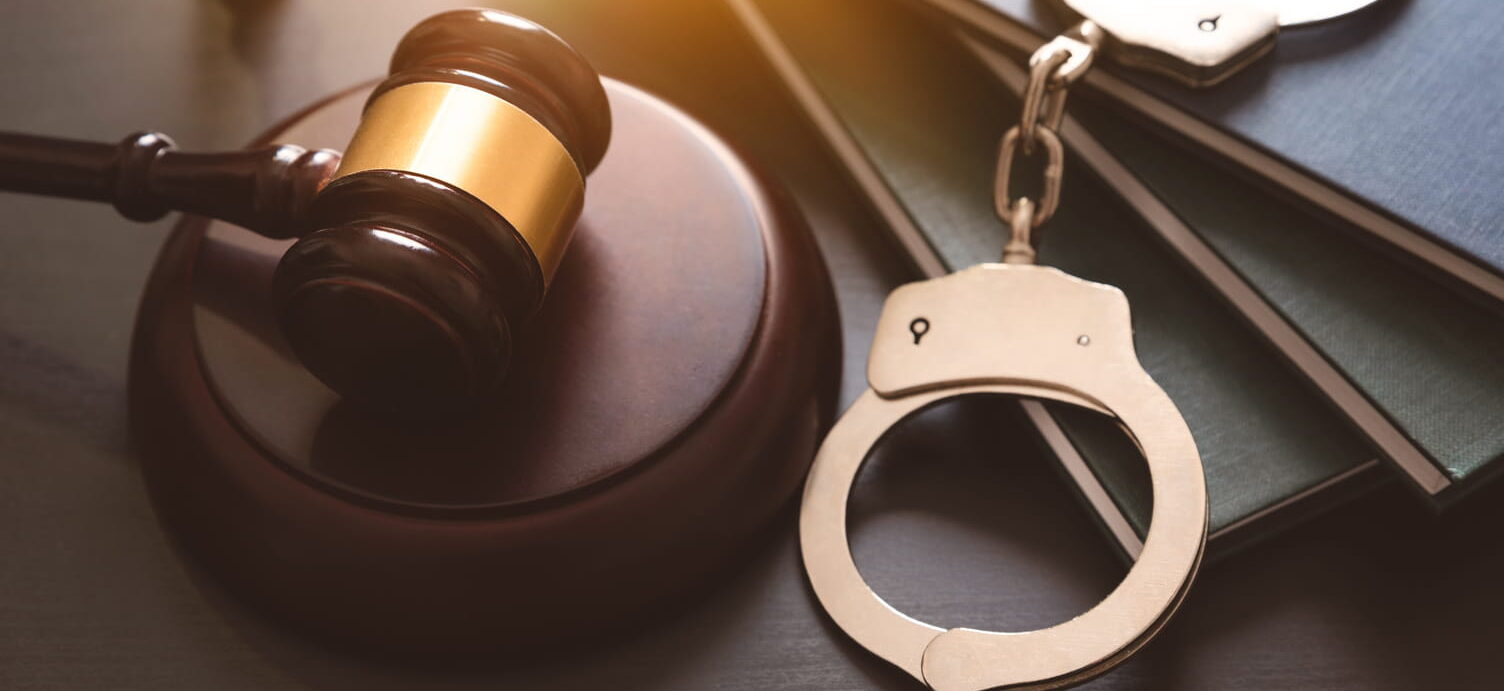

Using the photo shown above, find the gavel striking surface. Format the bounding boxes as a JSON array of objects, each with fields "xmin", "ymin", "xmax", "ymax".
[{"xmin": 129, "ymin": 80, "xmax": 839, "ymax": 651}]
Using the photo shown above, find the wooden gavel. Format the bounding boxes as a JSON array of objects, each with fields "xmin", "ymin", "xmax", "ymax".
[{"xmin": 0, "ymin": 9, "xmax": 611, "ymax": 412}]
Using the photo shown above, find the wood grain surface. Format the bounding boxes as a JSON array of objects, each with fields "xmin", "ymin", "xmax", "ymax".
[{"xmin": 1, "ymin": 0, "xmax": 1502, "ymax": 688}]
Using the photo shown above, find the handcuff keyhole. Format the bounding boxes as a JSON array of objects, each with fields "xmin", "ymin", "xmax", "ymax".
[
  {"xmin": 910, "ymin": 317, "xmax": 930, "ymax": 345},
  {"xmin": 1198, "ymin": 15, "xmax": 1220, "ymax": 31}
]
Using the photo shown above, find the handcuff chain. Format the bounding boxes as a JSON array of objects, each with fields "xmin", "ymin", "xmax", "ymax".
[{"xmin": 995, "ymin": 21, "xmax": 1102, "ymax": 263}]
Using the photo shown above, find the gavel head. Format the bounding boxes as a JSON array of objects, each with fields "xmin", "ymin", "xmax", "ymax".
[{"xmin": 271, "ymin": 9, "xmax": 611, "ymax": 413}]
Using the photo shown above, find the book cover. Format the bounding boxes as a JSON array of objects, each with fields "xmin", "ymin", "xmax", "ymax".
[
  {"xmin": 913, "ymin": 0, "xmax": 1504, "ymax": 325},
  {"xmin": 914, "ymin": 0, "xmax": 1504, "ymax": 501},
  {"xmin": 1033, "ymin": 71, "xmax": 1504, "ymax": 506}
]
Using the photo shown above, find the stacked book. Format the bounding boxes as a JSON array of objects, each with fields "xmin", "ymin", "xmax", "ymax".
[{"xmin": 729, "ymin": 0, "xmax": 1504, "ymax": 558}]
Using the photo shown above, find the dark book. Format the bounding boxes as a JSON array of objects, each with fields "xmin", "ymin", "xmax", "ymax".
[
  {"xmin": 911, "ymin": 0, "xmax": 1504, "ymax": 312},
  {"xmin": 909, "ymin": 0, "xmax": 1504, "ymax": 502},
  {"xmin": 731, "ymin": 0, "xmax": 1388, "ymax": 557},
  {"xmin": 997, "ymin": 52, "xmax": 1504, "ymax": 506}
]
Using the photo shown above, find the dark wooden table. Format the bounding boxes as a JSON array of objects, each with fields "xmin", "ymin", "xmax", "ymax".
[{"xmin": 2, "ymin": 1, "xmax": 1501, "ymax": 688}]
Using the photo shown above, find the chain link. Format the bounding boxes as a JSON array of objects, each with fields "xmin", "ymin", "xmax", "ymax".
[
  {"xmin": 1017, "ymin": 50, "xmax": 1069, "ymax": 152},
  {"xmin": 995, "ymin": 21, "xmax": 1102, "ymax": 261},
  {"xmin": 993, "ymin": 125, "xmax": 1063, "ymax": 230}
]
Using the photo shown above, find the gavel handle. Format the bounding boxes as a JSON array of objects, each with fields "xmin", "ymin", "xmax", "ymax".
[{"xmin": 0, "ymin": 131, "xmax": 340, "ymax": 239}]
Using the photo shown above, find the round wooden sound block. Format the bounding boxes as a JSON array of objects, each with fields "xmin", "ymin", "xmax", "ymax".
[{"xmin": 128, "ymin": 80, "xmax": 840, "ymax": 652}]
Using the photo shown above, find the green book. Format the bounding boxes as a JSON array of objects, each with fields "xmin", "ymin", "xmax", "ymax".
[
  {"xmin": 1058, "ymin": 85, "xmax": 1504, "ymax": 505},
  {"xmin": 911, "ymin": 0, "xmax": 1504, "ymax": 505},
  {"xmin": 734, "ymin": 0, "xmax": 1388, "ymax": 556},
  {"xmin": 953, "ymin": 33, "xmax": 1504, "ymax": 506}
]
